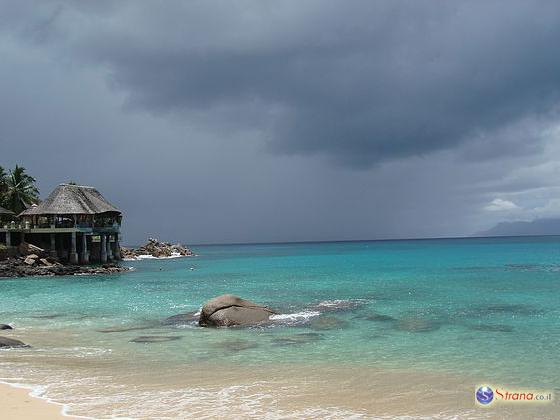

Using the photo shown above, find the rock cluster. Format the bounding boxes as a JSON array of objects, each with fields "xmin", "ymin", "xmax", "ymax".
[
  {"xmin": 121, "ymin": 238, "xmax": 194, "ymax": 260},
  {"xmin": 0, "ymin": 257, "xmax": 129, "ymax": 278}
]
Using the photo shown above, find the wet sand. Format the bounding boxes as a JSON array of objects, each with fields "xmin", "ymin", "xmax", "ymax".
[{"xmin": 0, "ymin": 383, "xmax": 73, "ymax": 420}]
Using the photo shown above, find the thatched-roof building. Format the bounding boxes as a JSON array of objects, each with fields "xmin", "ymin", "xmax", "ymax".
[
  {"xmin": 1, "ymin": 184, "xmax": 122, "ymax": 264},
  {"xmin": 20, "ymin": 184, "xmax": 121, "ymax": 216},
  {"xmin": 0, "ymin": 205, "xmax": 14, "ymax": 216}
]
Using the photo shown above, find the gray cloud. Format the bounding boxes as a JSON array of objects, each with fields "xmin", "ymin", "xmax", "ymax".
[
  {"xmin": 2, "ymin": 1, "xmax": 560, "ymax": 243},
  {"xmin": 7, "ymin": 0, "xmax": 558, "ymax": 166}
]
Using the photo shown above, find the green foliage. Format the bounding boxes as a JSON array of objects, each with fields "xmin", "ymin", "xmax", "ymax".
[{"xmin": 0, "ymin": 165, "xmax": 40, "ymax": 214}]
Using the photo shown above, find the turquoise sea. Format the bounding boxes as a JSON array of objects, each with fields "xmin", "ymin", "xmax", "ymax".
[{"xmin": 1, "ymin": 236, "xmax": 559, "ymax": 419}]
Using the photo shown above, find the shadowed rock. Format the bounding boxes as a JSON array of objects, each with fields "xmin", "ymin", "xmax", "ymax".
[
  {"xmin": 130, "ymin": 336, "xmax": 181, "ymax": 343},
  {"xmin": 199, "ymin": 295, "xmax": 276, "ymax": 327},
  {"xmin": 162, "ymin": 311, "xmax": 199, "ymax": 326},
  {"xmin": 272, "ymin": 332, "xmax": 324, "ymax": 346},
  {"xmin": 309, "ymin": 316, "xmax": 349, "ymax": 331},
  {"xmin": 394, "ymin": 317, "xmax": 440, "ymax": 333},
  {"xmin": 0, "ymin": 337, "xmax": 28, "ymax": 348},
  {"xmin": 469, "ymin": 324, "xmax": 514, "ymax": 333},
  {"xmin": 215, "ymin": 339, "xmax": 259, "ymax": 352},
  {"xmin": 0, "ymin": 324, "xmax": 13, "ymax": 330},
  {"xmin": 97, "ymin": 323, "xmax": 158, "ymax": 333}
]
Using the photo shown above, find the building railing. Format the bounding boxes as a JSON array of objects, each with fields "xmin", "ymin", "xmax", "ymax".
[{"xmin": 2, "ymin": 221, "xmax": 120, "ymax": 231}]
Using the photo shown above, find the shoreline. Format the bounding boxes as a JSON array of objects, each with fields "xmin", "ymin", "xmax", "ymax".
[{"xmin": 0, "ymin": 382, "xmax": 80, "ymax": 420}]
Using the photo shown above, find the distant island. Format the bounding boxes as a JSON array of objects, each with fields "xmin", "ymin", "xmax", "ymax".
[{"xmin": 477, "ymin": 218, "xmax": 560, "ymax": 237}]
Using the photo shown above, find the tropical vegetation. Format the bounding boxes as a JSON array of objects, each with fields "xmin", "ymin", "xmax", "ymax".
[{"xmin": 0, "ymin": 165, "xmax": 40, "ymax": 214}]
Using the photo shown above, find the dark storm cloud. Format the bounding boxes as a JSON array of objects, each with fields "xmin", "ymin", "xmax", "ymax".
[
  {"xmin": 2, "ymin": 1, "xmax": 560, "ymax": 243},
  {"xmin": 5, "ymin": 0, "xmax": 558, "ymax": 166}
]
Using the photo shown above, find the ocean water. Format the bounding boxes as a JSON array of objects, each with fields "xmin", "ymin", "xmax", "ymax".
[{"xmin": 0, "ymin": 237, "xmax": 559, "ymax": 419}]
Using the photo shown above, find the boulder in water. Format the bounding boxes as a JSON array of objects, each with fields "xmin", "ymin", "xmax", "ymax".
[
  {"xmin": 199, "ymin": 294, "xmax": 276, "ymax": 327},
  {"xmin": 0, "ymin": 336, "xmax": 28, "ymax": 348},
  {"xmin": 0, "ymin": 324, "xmax": 13, "ymax": 330}
]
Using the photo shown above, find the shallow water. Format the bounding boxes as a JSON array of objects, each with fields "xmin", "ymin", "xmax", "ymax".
[{"xmin": 1, "ymin": 237, "xmax": 559, "ymax": 418}]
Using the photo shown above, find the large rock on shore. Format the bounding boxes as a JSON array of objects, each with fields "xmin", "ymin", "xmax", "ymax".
[
  {"xmin": 18, "ymin": 242, "xmax": 46, "ymax": 257},
  {"xmin": 0, "ymin": 336, "xmax": 28, "ymax": 348},
  {"xmin": 199, "ymin": 295, "xmax": 276, "ymax": 327}
]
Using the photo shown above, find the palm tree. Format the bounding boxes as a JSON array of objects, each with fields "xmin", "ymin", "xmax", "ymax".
[
  {"xmin": 0, "ymin": 166, "xmax": 7, "ymax": 197},
  {"xmin": 2, "ymin": 165, "xmax": 39, "ymax": 214}
]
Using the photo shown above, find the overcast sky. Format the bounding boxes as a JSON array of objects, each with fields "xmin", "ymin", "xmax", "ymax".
[{"xmin": 2, "ymin": 1, "xmax": 560, "ymax": 245}]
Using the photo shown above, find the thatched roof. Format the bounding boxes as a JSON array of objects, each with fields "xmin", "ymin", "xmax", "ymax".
[
  {"xmin": 0, "ymin": 205, "xmax": 14, "ymax": 215},
  {"xmin": 20, "ymin": 184, "xmax": 121, "ymax": 216}
]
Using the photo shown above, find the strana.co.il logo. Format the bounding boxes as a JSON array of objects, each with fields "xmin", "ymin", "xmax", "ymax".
[
  {"xmin": 475, "ymin": 384, "xmax": 553, "ymax": 406},
  {"xmin": 476, "ymin": 386, "xmax": 494, "ymax": 405}
]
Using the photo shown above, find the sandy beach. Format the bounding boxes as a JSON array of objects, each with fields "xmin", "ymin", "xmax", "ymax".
[{"xmin": 0, "ymin": 383, "xmax": 72, "ymax": 420}]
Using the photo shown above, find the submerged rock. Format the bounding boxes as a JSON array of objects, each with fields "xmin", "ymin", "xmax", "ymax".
[
  {"xmin": 0, "ymin": 336, "xmax": 28, "ymax": 348},
  {"xmin": 162, "ymin": 311, "xmax": 199, "ymax": 326},
  {"xmin": 469, "ymin": 324, "xmax": 514, "ymax": 333},
  {"xmin": 394, "ymin": 317, "xmax": 440, "ymax": 333},
  {"xmin": 130, "ymin": 336, "xmax": 181, "ymax": 343},
  {"xmin": 309, "ymin": 316, "xmax": 349, "ymax": 331},
  {"xmin": 199, "ymin": 295, "xmax": 276, "ymax": 327},
  {"xmin": 456, "ymin": 303, "xmax": 544, "ymax": 318},
  {"xmin": 355, "ymin": 312, "xmax": 396, "ymax": 322},
  {"xmin": 31, "ymin": 314, "xmax": 63, "ymax": 319},
  {"xmin": 272, "ymin": 332, "xmax": 323, "ymax": 346},
  {"xmin": 0, "ymin": 324, "xmax": 13, "ymax": 330},
  {"xmin": 97, "ymin": 323, "xmax": 158, "ymax": 333},
  {"xmin": 215, "ymin": 339, "xmax": 259, "ymax": 352}
]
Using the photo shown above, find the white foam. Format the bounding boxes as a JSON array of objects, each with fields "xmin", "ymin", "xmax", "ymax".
[
  {"xmin": 125, "ymin": 253, "xmax": 191, "ymax": 261},
  {"xmin": 270, "ymin": 310, "xmax": 321, "ymax": 322}
]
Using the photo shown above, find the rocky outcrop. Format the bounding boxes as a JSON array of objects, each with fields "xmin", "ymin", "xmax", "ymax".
[
  {"xmin": 121, "ymin": 238, "xmax": 194, "ymax": 260},
  {"xmin": 0, "ymin": 336, "xmax": 28, "ymax": 348},
  {"xmin": 0, "ymin": 257, "xmax": 129, "ymax": 278},
  {"xmin": 0, "ymin": 324, "xmax": 13, "ymax": 330},
  {"xmin": 199, "ymin": 294, "xmax": 276, "ymax": 327},
  {"xmin": 18, "ymin": 242, "xmax": 46, "ymax": 257}
]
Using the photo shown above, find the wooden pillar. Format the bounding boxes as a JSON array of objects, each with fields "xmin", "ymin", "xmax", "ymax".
[
  {"xmin": 106, "ymin": 234, "xmax": 113, "ymax": 260},
  {"xmin": 80, "ymin": 233, "xmax": 89, "ymax": 264},
  {"xmin": 49, "ymin": 234, "xmax": 57, "ymax": 258},
  {"xmin": 69, "ymin": 231, "xmax": 78, "ymax": 264},
  {"xmin": 5, "ymin": 231, "xmax": 11, "ymax": 247},
  {"xmin": 113, "ymin": 232, "xmax": 121, "ymax": 260},
  {"xmin": 100, "ymin": 234, "xmax": 107, "ymax": 263}
]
